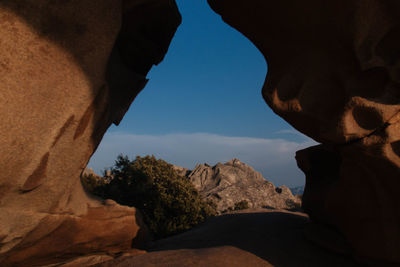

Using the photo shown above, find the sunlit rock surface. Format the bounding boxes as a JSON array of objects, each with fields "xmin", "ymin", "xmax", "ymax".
[
  {"xmin": 0, "ymin": 0, "xmax": 180, "ymax": 265},
  {"xmin": 207, "ymin": 0, "xmax": 400, "ymax": 264},
  {"xmin": 175, "ymin": 159, "xmax": 300, "ymax": 212}
]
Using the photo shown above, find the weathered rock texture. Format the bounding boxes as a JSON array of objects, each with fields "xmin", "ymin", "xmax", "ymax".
[
  {"xmin": 175, "ymin": 159, "xmax": 300, "ymax": 213},
  {"xmin": 2, "ymin": 0, "xmax": 400, "ymax": 265},
  {"xmin": 0, "ymin": 0, "xmax": 180, "ymax": 265},
  {"xmin": 207, "ymin": 0, "xmax": 400, "ymax": 264}
]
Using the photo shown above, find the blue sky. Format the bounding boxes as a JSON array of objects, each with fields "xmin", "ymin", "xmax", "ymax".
[{"xmin": 88, "ymin": 0, "xmax": 315, "ymax": 187}]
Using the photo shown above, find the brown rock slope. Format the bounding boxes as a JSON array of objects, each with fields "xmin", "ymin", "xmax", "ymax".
[
  {"xmin": 207, "ymin": 0, "xmax": 400, "ymax": 264},
  {"xmin": 0, "ymin": 0, "xmax": 180, "ymax": 266},
  {"xmin": 96, "ymin": 210, "xmax": 359, "ymax": 267},
  {"xmin": 176, "ymin": 159, "xmax": 300, "ymax": 212}
]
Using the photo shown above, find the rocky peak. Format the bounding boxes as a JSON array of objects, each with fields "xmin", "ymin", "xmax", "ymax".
[{"xmin": 177, "ymin": 159, "xmax": 300, "ymax": 213}]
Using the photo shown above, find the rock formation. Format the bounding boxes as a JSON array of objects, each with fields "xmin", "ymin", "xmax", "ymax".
[
  {"xmin": 175, "ymin": 159, "xmax": 300, "ymax": 213},
  {"xmin": 1, "ymin": 0, "xmax": 400, "ymax": 265},
  {"xmin": 207, "ymin": 0, "xmax": 400, "ymax": 264},
  {"xmin": 0, "ymin": 0, "xmax": 180, "ymax": 265}
]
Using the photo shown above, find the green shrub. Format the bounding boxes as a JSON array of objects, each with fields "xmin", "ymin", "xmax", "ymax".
[
  {"xmin": 221, "ymin": 200, "xmax": 250, "ymax": 213},
  {"xmin": 84, "ymin": 155, "xmax": 216, "ymax": 239},
  {"xmin": 81, "ymin": 173, "xmax": 108, "ymax": 197}
]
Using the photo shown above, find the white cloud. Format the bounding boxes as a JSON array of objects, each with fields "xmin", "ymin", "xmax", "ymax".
[
  {"xmin": 88, "ymin": 132, "xmax": 317, "ymax": 187},
  {"xmin": 274, "ymin": 129, "xmax": 305, "ymax": 136}
]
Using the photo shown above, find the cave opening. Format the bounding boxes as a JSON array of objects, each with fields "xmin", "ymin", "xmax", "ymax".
[{"xmin": 88, "ymin": 0, "xmax": 312, "ymax": 188}]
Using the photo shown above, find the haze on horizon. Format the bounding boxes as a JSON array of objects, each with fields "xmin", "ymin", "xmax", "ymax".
[{"xmin": 88, "ymin": 0, "xmax": 316, "ymax": 187}]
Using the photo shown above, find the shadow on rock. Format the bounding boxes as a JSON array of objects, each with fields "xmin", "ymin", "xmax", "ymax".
[{"xmin": 98, "ymin": 210, "xmax": 360, "ymax": 267}]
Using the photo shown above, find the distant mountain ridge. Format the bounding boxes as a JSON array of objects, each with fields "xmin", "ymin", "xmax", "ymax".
[
  {"xmin": 290, "ymin": 185, "xmax": 304, "ymax": 196},
  {"xmin": 174, "ymin": 159, "xmax": 301, "ymax": 213}
]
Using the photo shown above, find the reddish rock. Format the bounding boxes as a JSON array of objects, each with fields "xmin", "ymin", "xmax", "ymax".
[
  {"xmin": 98, "ymin": 247, "xmax": 272, "ymax": 267},
  {"xmin": 57, "ymin": 254, "xmax": 114, "ymax": 267},
  {"xmin": 0, "ymin": 200, "xmax": 150, "ymax": 266},
  {"xmin": 0, "ymin": 0, "xmax": 180, "ymax": 265}
]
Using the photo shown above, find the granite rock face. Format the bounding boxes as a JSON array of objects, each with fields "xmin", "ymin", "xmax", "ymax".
[
  {"xmin": 176, "ymin": 159, "xmax": 300, "ymax": 213},
  {"xmin": 0, "ymin": 0, "xmax": 180, "ymax": 266},
  {"xmin": 207, "ymin": 0, "xmax": 400, "ymax": 264}
]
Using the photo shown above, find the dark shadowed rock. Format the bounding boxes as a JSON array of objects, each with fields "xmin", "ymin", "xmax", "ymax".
[
  {"xmin": 94, "ymin": 209, "xmax": 359, "ymax": 267},
  {"xmin": 207, "ymin": 0, "xmax": 400, "ymax": 264}
]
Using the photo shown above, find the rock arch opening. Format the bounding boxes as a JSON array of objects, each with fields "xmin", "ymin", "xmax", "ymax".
[
  {"xmin": 89, "ymin": 0, "xmax": 311, "ymax": 189},
  {"xmin": 1, "ymin": 0, "xmax": 400, "ymax": 266}
]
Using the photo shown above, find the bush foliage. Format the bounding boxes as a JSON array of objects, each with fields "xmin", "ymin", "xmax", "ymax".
[
  {"xmin": 82, "ymin": 155, "xmax": 216, "ymax": 239},
  {"xmin": 221, "ymin": 200, "xmax": 250, "ymax": 214}
]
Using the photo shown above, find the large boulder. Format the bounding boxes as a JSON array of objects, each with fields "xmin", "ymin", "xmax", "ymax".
[
  {"xmin": 176, "ymin": 159, "xmax": 300, "ymax": 212},
  {"xmin": 0, "ymin": 0, "xmax": 180, "ymax": 265},
  {"xmin": 207, "ymin": 0, "xmax": 400, "ymax": 264}
]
